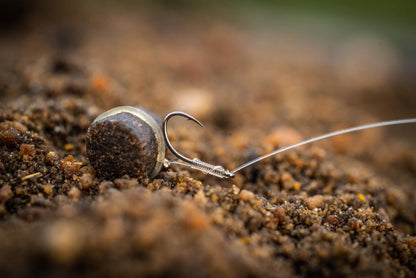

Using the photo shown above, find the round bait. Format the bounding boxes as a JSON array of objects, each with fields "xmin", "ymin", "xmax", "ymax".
[
  {"xmin": 86, "ymin": 107, "xmax": 233, "ymax": 179},
  {"xmin": 87, "ymin": 106, "xmax": 416, "ymax": 180},
  {"xmin": 86, "ymin": 106, "xmax": 166, "ymax": 180}
]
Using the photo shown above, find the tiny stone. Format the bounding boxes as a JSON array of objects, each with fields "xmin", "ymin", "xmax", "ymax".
[
  {"xmin": 293, "ymin": 182, "xmax": 301, "ymax": 191},
  {"xmin": 19, "ymin": 144, "xmax": 36, "ymax": 157},
  {"xmin": 231, "ymin": 185, "xmax": 240, "ymax": 195},
  {"xmin": 67, "ymin": 187, "xmax": 81, "ymax": 199},
  {"xmin": 274, "ymin": 207, "xmax": 286, "ymax": 223},
  {"xmin": 305, "ymin": 195, "xmax": 323, "ymax": 209},
  {"xmin": 47, "ymin": 151, "xmax": 56, "ymax": 158},
  {"xmin": 12, "ymin": 121, "xmax": 28, "ymax": 133},
  {"xmin": 60, "ymin": 158, "xmax": 82, "ymax": 177},
  {"xmin": 114, "ymin": 178, "xmax": 138, "ymax": 190},
  {"xmin": 239, "ymin": 189, "xmax": 255, "ymax": 202},
  {"xmin": 42, "ymin": 184, "xmax": 53, "ymax": 196},
  {"xmin": 79, "ymin": 173, "xmax": 94, "ymax": 190},
  {"xmin": 0, "ymin": 129, "xmax": 21, "ymax": 146},
  {"xmin": 280, "ymin": 172, "xmax": 293, "ymax": 183},
  {"xmin": 98, "ymin": 181, "xmax": 113, "ymax": 194},
  {"xmin": 64, "ymin": 144, "xmax": 74, "ymax": 151},
  {"xmin": 326, "ymin": 215, "xmax": 339, "ymax": 226},
  {"xmin": 0, "ymin": 185, "xmax": 13, "ymax": 203}
]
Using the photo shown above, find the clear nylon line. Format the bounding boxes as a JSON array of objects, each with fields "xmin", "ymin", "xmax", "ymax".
[{"xmin": 231, "ymin": 118, "xmax": 416, "ymax": 174}]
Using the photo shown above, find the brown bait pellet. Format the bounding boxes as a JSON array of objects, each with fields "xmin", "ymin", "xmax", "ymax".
[{"xmin": 86, "ymin": 106, "xmax": 166, "ymax": 180}]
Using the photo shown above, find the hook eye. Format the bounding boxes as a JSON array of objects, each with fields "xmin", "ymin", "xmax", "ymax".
[{"xmin": 163, "ymin": 111, "xmax": 204, "ymax": 164}]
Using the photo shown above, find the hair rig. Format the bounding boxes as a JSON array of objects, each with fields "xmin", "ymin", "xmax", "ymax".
[{"xmin": 86, "ymin": 106, "xmax": 416, "ymax": 180}]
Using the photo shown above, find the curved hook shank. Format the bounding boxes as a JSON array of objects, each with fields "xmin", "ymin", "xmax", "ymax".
[
  {"xmin": 163, "ymin": 111, "xmax": 235, "ymax": 178},
  {"xmin": 163, "ymin": 111, "xmax": 204, "ymax": 164}
]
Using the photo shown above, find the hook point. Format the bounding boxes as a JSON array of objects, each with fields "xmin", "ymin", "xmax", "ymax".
[{"xmin": 163, "ymin": 111, "xmax": 205, "ymax": 164}]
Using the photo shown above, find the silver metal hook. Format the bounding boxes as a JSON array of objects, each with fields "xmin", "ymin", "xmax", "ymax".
[
  {"xmin": 163, "ymin": 111, "xmax": 204, "ymax": 164},
  {"xmin": 163, "ymin": 111, "xmax": 234, "ymax": 179}
]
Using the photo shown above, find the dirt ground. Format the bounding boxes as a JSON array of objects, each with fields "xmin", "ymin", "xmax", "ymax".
[{"xmin": 1, "ymin": 1, "xmax": 416, "ymax": 277}]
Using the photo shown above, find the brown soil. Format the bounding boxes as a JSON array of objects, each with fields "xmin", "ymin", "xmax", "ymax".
[{"xmin": 1, "ymin": 2, "xmax": 416, "ymax": 277}]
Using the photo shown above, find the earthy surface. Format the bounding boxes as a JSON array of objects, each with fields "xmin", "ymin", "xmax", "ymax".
[{"xmin": 1, "ymin": 2, "xmax": 416, "ymax": 277}]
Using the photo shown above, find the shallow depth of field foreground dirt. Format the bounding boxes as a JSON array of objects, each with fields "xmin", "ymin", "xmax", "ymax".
[{"xmin": 1, "ymin": 2, "xmax": 416, "ymax": 277}]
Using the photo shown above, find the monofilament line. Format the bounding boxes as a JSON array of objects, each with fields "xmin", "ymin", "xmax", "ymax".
[{"xmin": 231, "ymin": 118, "xmax": 416, "ymax": 174}]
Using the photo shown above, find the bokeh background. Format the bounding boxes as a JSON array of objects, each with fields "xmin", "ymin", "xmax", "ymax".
[
  {"xmin": 2, "ymin": 0, "xmax": 416, "ymax": 118},
  {"xmin": 2, "ymin": 0, "xmax": 415, "ymax": 171},
  {"xmin": 1, "ymin": 1, "xmax": 416, "ymax": 277}
]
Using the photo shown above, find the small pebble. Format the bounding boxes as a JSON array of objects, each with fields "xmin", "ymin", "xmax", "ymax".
[
  {"xmin": 67, "ymin": 187, "xmax": 81, "ymax": 199},
  {"xmin": 114, "ymin": 178, "xmax": 138, "ymax": 190},
  {"xmin": 0, "ymin": 185, "xmax": 13, "ymax": 203},
  {"xmin": 305, "ymin": 195, "xmax": 323, "ymax": 209},
  {"xmin": 98, "ymin": 181, "xmax": 113, "ymax": 194},
  {"xmin": 238, "ymin": 189, "xmax": 255, "ymax": 202},
  {"xmin": 64, "ymin": 143, "xmax": 74, "ymax": 151},
  {"xmin": 42, "ymin": 184, "xmax": 54, "ymax": 196},
  {"xmin": 19, "ymin": 144, "xmax": 36, "ymax": 157},
  {"xmin": 326, "ymin": 215, "xmax": 339, "ymax": 226},
  {"xmin": 79, "ymin": 173, "xmax": 94, "ymax": 190}
]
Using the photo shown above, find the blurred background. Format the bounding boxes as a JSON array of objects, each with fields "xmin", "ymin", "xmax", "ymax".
[{"xmin": 1, "ymin": 0, "xmax": 415, "ymax": 170}]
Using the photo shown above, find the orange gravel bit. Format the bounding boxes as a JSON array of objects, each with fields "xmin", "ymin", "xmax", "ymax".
[{"xmin": 90, "ymin": 73, "xmax": 110, "ymax": 92}]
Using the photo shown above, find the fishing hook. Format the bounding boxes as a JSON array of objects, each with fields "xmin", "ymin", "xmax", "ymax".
[{"xmin": 162, "ymin": 111, "xmax": 235, "ymax": 179}]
